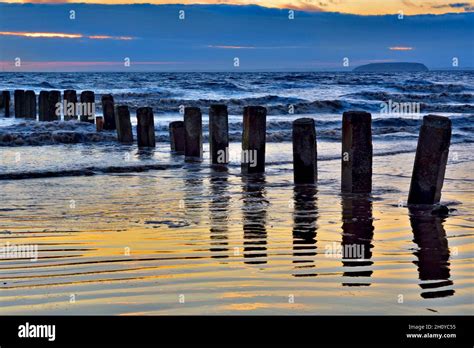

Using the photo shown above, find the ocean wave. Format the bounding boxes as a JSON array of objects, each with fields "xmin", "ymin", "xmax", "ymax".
[
  {"xmin": 1, "ymin": 116, "xmax": 472, "ymax": 146},
  {"xmin": 345, "ymin": 91, "xmax": 474, "ymax": 103},
  {"xmin": 393, "ymin": 84, "xmax": 467, "ymax": 93}
]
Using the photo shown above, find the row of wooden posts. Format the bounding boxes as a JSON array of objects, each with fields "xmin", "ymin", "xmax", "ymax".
[{"xmin": 0, "ymin": 89, "xmax": 452, "ymax": 206}]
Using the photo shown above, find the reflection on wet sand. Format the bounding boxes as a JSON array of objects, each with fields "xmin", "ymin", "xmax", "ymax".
[
  {"xmin": 242, "ymin": 174, "xmax": 268, "ymax": 265},
  {"xmin": 209, "ymin": 167, "xmax": 230, "ymax": 259},
  {"xmin": 409, "ymin": 208, "xmax": 454, "ymax": 299},
  {"xmin": 292, "ymin": 185, "xmax": 318, "ymax": 277},
  {"xmin": 340, "ymin": 194, "xmax": 374, "ymax": 286},
  {"xmin": 183, "ymin": 163, "xmax": 204, "ymax": 225}
]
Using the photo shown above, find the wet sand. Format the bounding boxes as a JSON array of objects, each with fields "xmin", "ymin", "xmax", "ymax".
[{"xmin": 0, "ymin": 140, "xmax": 472, "ymax": 315}]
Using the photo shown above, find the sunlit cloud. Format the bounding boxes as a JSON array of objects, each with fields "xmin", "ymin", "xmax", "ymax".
[
  {"xmin": 389, "ymin": 46, "xmax": 414, "ymax": 51},
  {"xmin": 1, "ymin": 0, "xmax": 473, "ymax": 14},
  {"xmin": 208, "ymin": 45, "xmax": 256, "ymax": 49},
  {"xmin": 207, "ymin": 44, "xmax": 309, "ymax": 49},
  {"xmin": 0, "ymin": 31, "xmax": 135, "ymax": 40}
]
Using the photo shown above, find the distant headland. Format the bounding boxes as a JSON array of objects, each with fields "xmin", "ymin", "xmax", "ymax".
[{"xmin": 353, "ymin": 62, "xmax": 429, "ymax": 72}]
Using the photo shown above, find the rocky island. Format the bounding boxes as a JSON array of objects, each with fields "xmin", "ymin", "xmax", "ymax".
[{"xmin": 353, "ymin": 62, "xmax": 429, "ymax": 72}]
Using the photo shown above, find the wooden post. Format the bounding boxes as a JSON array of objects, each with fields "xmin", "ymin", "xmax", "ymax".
[
  {"xmin": 2, "ymin": 91, "xmax": 10, "ymax": 117},
  {"xmin": 136, "ymin": 107, "xmax": 156, "ymax": 147},
  {"xmin": 14, "ymin": 89, "xmax": 25, "ymax": 118},
  {"xmin": 80, "ymin": 91, "xmax": 95, "ymax": 123},
  {"xmin": 38, "ymin": 91, "xmax": 49, "ymax": 121},
  {"xmin": 241, "ymin": 106, "xmax": 267, "ymax": 174},
  {"xmin": 48, "ymin": 90, "xmax": 61, "ymax": 121},
  {"xmin": 209, "ymin": 104, "xmax": 229, "ymax": 166},
  {"xmin": 115, "ymin": 105, "xmax": 133, "ymax": 144},
  {"xmin": 101, "ymin": 94, "xmax": 116, "ymax": 130},
  {"xmin": 96, "ymin": 116, "xmax": 104, "ymax": 132},
  {"xmin": 293, "ymin": 118, "xmax": 317, "ymax": 184},
  {"xmin": 341, "ymin": 111, "xmax": 372, "ymax": 193},
  {"xmin": 24, "ymin": 90, "xmax": 36, "ymax": 119},
  {"xmin": 64, "ymin": 90, "xmax": 77, "ymax": 121},
  {"xmin": 169, "ymin": 121, "xmax": 185, "ymax": 154},
  {"xmin": 184, "ymin": 107, "xmax": 202, "ymax": 160},
  {"xmin": 408, "ymin": 115, "xmax": 452, "ymax": 205}
]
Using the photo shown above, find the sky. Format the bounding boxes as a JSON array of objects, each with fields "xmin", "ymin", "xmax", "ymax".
[
  {"xmin": 0, "ymin": 2, "xmax": 472, "ymax": 71},
  {"xmin": 1, "ymin": 0, "xmax": 473, "ymax": 15}
]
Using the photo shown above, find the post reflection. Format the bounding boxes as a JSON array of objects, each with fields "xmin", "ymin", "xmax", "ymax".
[
  {"xmin": 340, "ymin": 194, "xmax": 374, "ymax": 286},
  {"xmin": 242, "ymin": 174, "xmax": 268, "ymax": 265},
  {"xmin": 409, "ymin": 208, "xmax": 454, "ymax": 299},
  {"xmin": 292, "ymin": 185, "xmax": 318, "ymax": 277},
  {"xmin": 183, "ymin": 163, "xmax": 204, "ymax": 225},
  {"xmin": 209, "ymin": 167, "xmax": 230, "ymax": 259}
]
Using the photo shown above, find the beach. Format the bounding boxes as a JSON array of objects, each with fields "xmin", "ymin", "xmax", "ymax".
[{"xmin": 0, "ymin": 71, "xmax": 473, "ymax": 315}]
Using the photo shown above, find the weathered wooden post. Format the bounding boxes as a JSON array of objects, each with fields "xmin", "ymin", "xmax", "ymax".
[
  {"xmin": 80, "ymin": 91, "xmax": 95, "ymax": 123},
  {"xmin": 2, "ymin": 91, "xmax": 10, "ymax": 117},
  {"xmin": 341, "ymin": 111, "xmax": 372, "ymax": 193},
  {"xmin": 115, "ymin": 105, "xmax": 133, "ymax": 144},
  {"xmin": 14, "ymin": 89, "xmax": 25, "ymax": 118},
  {"xmin": 96, "ymin": 116, "xmax": 104, "ymax": 132},
  {"xmin": 408, "ymin": 115, "xmax": 452, "ymax": 205},
  {"xmin": 293, "ymin": 118, "xmax": 317, "ymax": 184},
  {"xmin": 209, "ymin": 104, "xmax": 229, "ymax": 166},
  {"xmin": 136, "ymin": 107, "xmax": 156, "ymax": 147},
  {"xmin": 24, "ymin": 90, "xmax": 36, "ymax": 119},
  {"xmin": 38, "ymin": 91, "xmax": 49, "ymax": 121},
  {"xmin": 48, "ymin": 90, "xmax": 61, "ymax": 121},
  {"xmin": 241, "ymin": 106, "xmax": 267, "ymax": 174},
  {"xmin": 64, "ymin": 90, "xmax": 77, "ymax": 121},
  {"xmin": 184, "ymin": 107, "xmax": 202, "ymax": 160},
  {"xmin": 101, "ymin": 94, "xmax": 116, "ymax": 130},
  {"xmin": 169, "ymin": 121, "xmax": 185, "ymax": 154}
]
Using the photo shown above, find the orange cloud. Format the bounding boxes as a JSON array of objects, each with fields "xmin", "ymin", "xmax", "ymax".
[
  {"xmin": 2, "ymin": 0, "xmax": 473, "ymax": 15},
  {"xmin": 0, "ymin": 31, "xmax": 134, "ymax": 40}
]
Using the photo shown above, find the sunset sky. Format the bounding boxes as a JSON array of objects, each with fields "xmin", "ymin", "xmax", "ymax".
[
  {"xmin": 0, "ymin": 1, "xmax": 472, "ymax": 71},
  {"xmin": 0, "ymin": 0, "xmax": 473, "ymax": 15}
]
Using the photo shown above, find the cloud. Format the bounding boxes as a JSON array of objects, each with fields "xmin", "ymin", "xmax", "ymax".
[
  {"xmin": 0, "ymin": 31, "xmax": 134, "ymax": 40},
  {"xmin": 389, "ymin": 46, "xmax": 414, "ymax": 50}
]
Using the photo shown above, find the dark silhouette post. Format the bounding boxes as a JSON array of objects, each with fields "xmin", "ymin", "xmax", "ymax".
[
  {"xmin": 96, "ymin": 116, "xmax": 104, "ymax": 132},
  {"xmin": 241, "ymin": 106, "xmax": 266, "ymax": 174},
  {"xmin": 293, "ymin": 118, "xmax": 317, "ymax": 184},
  {"xmin": 101, "ymin": 94, "xmax": 116, "ymax": 130},
  {"xmin": 64, "ymin": 90, "xmax": 77, "ymax": 121},
  {"xmin": 169, "ymin": 121, "xmax": 185, "ymax": 154},
  {"xmin": 2, "ymin": 91, "xmax": 10, "ymax": 117},
  {"xmin": 209, "ymin": 104, "xmax": 229, "ymax": 166},
  {"xmin": 341, "ymin": 111, "xmax": 372, "ymax": 193},
  {"xmin": 38, "ymin": 91, "xmax": 49, "ymax": 121},
  {"xmin": 184, "ymin": 107, "xmax": 202, "ymax": 161},
  {"xmin": 80, "ymin": 91, "xmax": 95, "ymax": 123},
  {"xmin": 136, "ymin": 107, "xmax": 156, "ymax": 147},
  {"xmin": 24, "ymin": 90, "xmax": 36, "ymax": 119},
  {"xmin": 115, "ymin": 105, "xmax": 133, "ymax": 144},
  {"xmin": 48, "ymin": 90, "xmax": 61, "ymax": 121},
  {"xmin": 14, "ymin": 89, "xmax": 25, "ymax": 118},
  {"xmin": 408, "ymin": 115, "xmax": 452, "ymax": 205}
]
